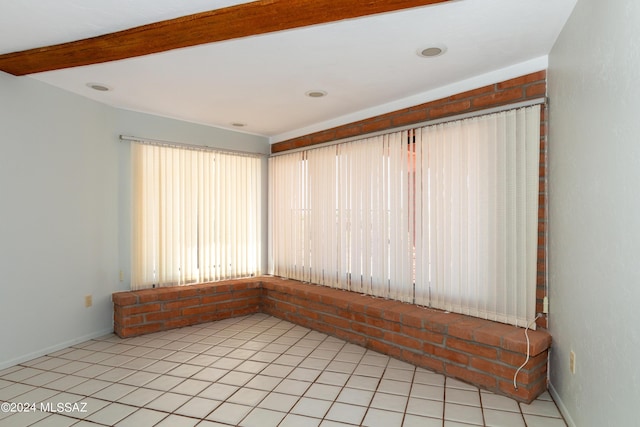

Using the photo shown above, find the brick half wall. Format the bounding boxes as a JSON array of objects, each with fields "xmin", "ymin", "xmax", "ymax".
[
  {"xmin": 112, "ymin": 279, "xmax": 262, "ymax": 337},
  {"xmin": 112, "ymin": 276, "xmax": 551, "ymax": 403}
]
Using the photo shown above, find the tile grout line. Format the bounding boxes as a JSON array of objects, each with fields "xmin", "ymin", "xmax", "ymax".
[{"xmin": 0, "ymin": 313, "xmax": 568, "ymax": 427}]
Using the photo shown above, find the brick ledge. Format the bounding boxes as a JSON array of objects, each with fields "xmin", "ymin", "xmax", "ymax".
[{"xmin": 112, "ymin": 276, "xmax": 551, "ymax": 403}]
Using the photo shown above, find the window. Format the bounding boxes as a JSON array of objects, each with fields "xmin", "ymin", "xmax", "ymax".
[
  {"xmin": 269, "ymin": 105, "xmax": 540, "ymax": 327},
  {"xmin": 132, "ymin": 143, "xmax": 262, "ymax": 289}
]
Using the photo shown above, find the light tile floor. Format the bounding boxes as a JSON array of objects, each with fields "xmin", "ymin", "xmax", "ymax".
[{"xmin": 0, "ymin": 313, "xmax": 567, "ymax": 427}]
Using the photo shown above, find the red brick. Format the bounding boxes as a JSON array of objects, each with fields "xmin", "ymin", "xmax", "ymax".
[
  {"xmin": 246, "ymin": 280, "xmax": 263, "ymax": 289},
  {"xmin": 230, "ymin": 306, "xmax": 261, "ymax": 317},
  {"xmin": 112, "ymin": 292, "xmax": 138, "ymax": 306},
  {"xmin": 274, "ymin": 300, "xmax": 297, "ymax": 313},
  {"xmin": 144, "ymin": 309, "xmax": 181, "ymax": 322},
  {"xmin": 298, "ymin": 307, "xmax": 321, "ymax": 320},
  {"xmin": 198, "ymin": 312, "xmax": 223, "ymax": 323},
  {"xmin": 290, "ymin": 138, "xmax": 311, "ymax": 149},
  {"xmin": 400, "ymin": 306, "xmax": 426, "ymax": 327},
  {"xmin": 381, "ymin": 304, "xmax": 412, "ymax": 323},
  {"xmin": 319, "ymin": 294, "xmax": 351, "ymax": 310},
  {"xmin": 229, "ymin": 279, "xmax": 254, "ymax": 289},
  {"xmin": 445, "ymin": 363, "xmax": 497, "ymax": 389},
  {"xmin": 447, "ymin": 84, "xmax": 495, "ymax": 101},
  {"xmin": 163, "ymin": 298, "xmax": 201, "ymax": 310},
  {"xmin": 272, "ymin": 292, "xmax": 294, "ymax": 304},
  {"xmin": 348, "ymin": 299, "xmax": 368, "ymax": 314},
  {"xmin": 447, "ymin": 318, "xmax": 488, "ymax": 340},
  {"xmin": 364, "ymin": 299, "xmax": 398, "ymax": 318},
  {"xmin": 497, "ymin": 71, "xmax": 546, "ymax": 89},
  {"xmin": 473, "ymin": 323, "xmax": 520, "ymax": 347},
  {"xmin": 175, "ymin": 287, "xmax": 203, "ymax": 298},
  {"xmin": 362, "ymin": 118, "xmax": 392, "ymax": 133},
  {"xmin": 120, "ymin": 303, "xmax": 161, "ymax": 316},
  {"xmin": 391, "ymin": 109, "xmax": 429, "ymax": 126},
  {"xmin": 368, "ymin": 339, "xmax": 392, "ymax": 355},
  {"xmin": 428, "ymin": 100, "xmax": 472, "ymax": 119},
  {"xmin": 334, "ymin": 328, "xmax": 367, "ymax": 346},
  {"xmin": 335, "ymin": 125, "xmax": 363, "ymax": 139},
  {"xmin": 342, "ymin": 291, "xmax": 368, "ymax": 304},
  {"xmin": 502, "ymin": 329, "xmax": 551, "ymax": 355},
  {"xmin": 214, "ymin": 284, "xmax": 236, "ymax": 293},
  {"xmin": 115, "ymin": 315, "xmax": 144, "ymax": 327},
  {"xmin": 304, "ymin": 290, "xmax": 323, "ymax": 302},
  {"xmin": 368, "ymin": 339, "xmax": 402, "ymax": 359},
  {"xmin": 400, "ymin": 325, "xmax": 444, "ymax": 345},
  {"xmin": 201, "ymin": 294, "xmax": 232, "ymax": 305},
  {"xmin": 231, "ymin": 289, "xmax": 261, "ymax": 299},
  {"xmin": 536, "ymin": 317, "xmax": 548, "ymax": 329},
  {"xmin": 188, "ymin": 282, "xmax": 214, "ymax": 294},
  {"xmin": 351, "ymin": 322, "xmax": 384, "ymax": 339},
  {"xmin": 424, "ymin": 343, "xmax": 469, "ymax": 365},
  {"xmin": 540, "ymin": 123, "xmax": 548, "ymax": 138},
  {"xmin": 271, "ymin": 140, "xmax": 295, "ymax": 153},
  {"xmin": 307, "ymin": 300, "xmax": 338, "ymax": 315},
  {"xmin": 470, "ymin": 357, "xmax": 517, "ymax": 381},
  {"xmin": 217, "ymin": 298, "xmax": 259, "ymax": 311},
  {"xmin": 472, "ymin": 87, "xmax": 524, "ymax": 108},
  {"xmin": 321, "ymin": 314, "xmax": 351, "ymax": 330},
  {"xmin": 498, "ymin": 377, "xmax": 547, "ymax": 404},
  {"xmin": 500, "ymin": 350, "xmax": 547, "ymax": 370},
  {"xmin": 118, "ymin": 323, "xmax": 163, "ymax": 338},
  {"xmin": 311, "ymin": 131, "xmax": 336, "ymax": 144},
  {"xmin": 338, "ymin": 309, "xmax": 360, "ymax": 323},
  {"xmin": 113, "ymin": 324, "xmax": 125, "ymax": 337},
  {"xmin": 365, "ymin": 316, "xmax": 401, "ymax": 333},
  {"xmin": 182, "ymin": 304, "xmax": 218, "ymax": 316},
  {"xmin": 314, "ymin": 285, "xmax": 339, "ymax": 296},
  {"xmin": 333, "ymin": 308, "xmax": 351, "ymax": 320},
  {"xmin": 424, "ymin": 311, "xmax": 463, "ymax": 333},
  {"xmin": 383, "ymin": 332, "xmax": 421, "ymax": 351},
  {"xmin": 138, "ymin": 288, "xmax": 179, "ymax": 302},
  {"xmin": 447, "ymin": 337, "xmax": 498, "ymax": 359}
]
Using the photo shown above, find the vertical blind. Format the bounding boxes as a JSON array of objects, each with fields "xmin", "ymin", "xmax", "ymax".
[
  {"xmin": 269, "ymin": 105, "xmax": 540, "ymax": 327},
  {"xmin": 132, "ymin": 143, "xmax": 262, "ymax": 289}
]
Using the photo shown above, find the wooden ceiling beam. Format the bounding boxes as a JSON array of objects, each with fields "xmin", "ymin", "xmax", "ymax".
[{"xmin": 0, "ymin": 0, "xmax": 451, "ymax": 76}]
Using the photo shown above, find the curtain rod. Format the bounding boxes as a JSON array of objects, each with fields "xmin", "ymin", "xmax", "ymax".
[
  {"xmin": 119, "ymin": 135, "xmax": 267, "ymax": 158},
  {"xmin": 270, "ymin": 97, "xmax": 546, "ymax": 157}
]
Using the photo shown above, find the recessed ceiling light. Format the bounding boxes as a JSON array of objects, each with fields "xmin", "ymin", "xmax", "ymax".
[
  {"xmin": 417, "ymin": 45, "xmax": 447, "ymax": 58},
  {"xmin": 86, "ymin": 82, "xmax": 111, "ymax": 92},
  {"xmin": 306, "ymin": 90, "xmax": 328, "ymax": 98}
]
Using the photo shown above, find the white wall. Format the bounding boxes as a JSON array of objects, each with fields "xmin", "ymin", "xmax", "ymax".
[
  {"xmin": 0, "ymin": 72, "xmax": 118, "ymax": 367},
  {"xmin": 547, "ymin": 1, "xmax": 640, "ymax": 425},
  {"xmin": 0, "ymin": 71, "xmax": 270, "ymax": 368}
]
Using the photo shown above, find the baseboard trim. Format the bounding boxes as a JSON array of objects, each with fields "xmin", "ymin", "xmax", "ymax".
[
  {"xmin": 548, "ymin": 382, "xmax": 576, "ymax": 427},
  {"xmin": 0, "ymin": 327, "xmax": 114, "ymax": 371}
]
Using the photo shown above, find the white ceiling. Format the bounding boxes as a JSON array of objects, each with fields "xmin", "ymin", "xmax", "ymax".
[{"xmin": 0, "ymin": 0, "xmax": 577, "ymax": 143}]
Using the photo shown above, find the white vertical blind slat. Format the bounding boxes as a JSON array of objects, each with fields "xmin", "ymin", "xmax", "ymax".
[
  {"xmin": 268, "ymin": 105, "xmax": 540, "ymax": 328},
  {"xmin": 132, "ymin": 144, "xmax": 261, "ymax": 289}
]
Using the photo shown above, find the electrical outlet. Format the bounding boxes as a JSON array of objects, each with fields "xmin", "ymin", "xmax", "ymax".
[
  {"xmin": 569, "ymin": 350, "xmax": 576, "ymax": 374},
  {"xmin": 85, "ymin": 295, "xmax": 93, "ymax": 308},
  {"xmin": 543, "ymin": 296, "xmax": 549, "ymax": 314},
  {"xmin": 119, "ymin": 270, "xmax": 124, "ymax": 282}
]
